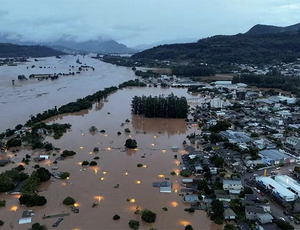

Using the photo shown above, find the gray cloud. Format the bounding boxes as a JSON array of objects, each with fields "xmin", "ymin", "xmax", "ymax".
[
  {"xmin": 0, "ymin": 10, "xmax": 8, "ymax": 16},
  {"xmin": 0, "ymin": 0, "xmax": 300, "ymax": 46}
]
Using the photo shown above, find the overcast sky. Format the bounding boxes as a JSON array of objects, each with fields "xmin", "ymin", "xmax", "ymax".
[{"xmin": 1, "ymin": 0, "xmax": 300, "ymax": 47}]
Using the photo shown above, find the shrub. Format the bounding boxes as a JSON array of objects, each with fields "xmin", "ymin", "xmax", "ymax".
[
  {"xmin": 81, "ymin": 161, "xmax": 89, "ymax": 166},
  {"xmin": 162, "ymin": 207, "xmax": 168, "ymax": 211},
  {"xmin": 125, "ymin": 139, "xmax": 137, "ymax": 148},
  {"xmin": 63, "ymin": 196, "xmax": 75, "ymax": 205},
  {"xmin": 214, "ymin": 217, "xmax": 223, "ymax": 225},
  {"xmin": 137, "ymin": 164, "xmax": 143, "ymax": 167},
  {"xmin": 15, "ymin": 165, "xmax": 25, "ymax": 171},
  {"xmin": 93, "ymin": 147, "xmax": 99, "ymax": 152},
  {"xmin": 141, "ymin": 209, "xmax": 156, "ymax": 223},
  {"xmin": 33, "ymin": 164, "xmax": 40, "ymax": 169},
  {"xmin": 89, "ymin": 161, "xmax": 97, "ymax": 166},
  {"xmin": 60, "ymin": 172, "xmax": 70, "ymax": 179},
  {"xmin": 184, "ymin": 207, "xmax": 195, "ymax": 213},
  {"xmin": 100, "ymin": 130, "xmax": 106, "ymax": 133},
  {"xmin": 170, "ymin": 171, "xmax": 176, "ymax": 175},
  {"xmin": 94, "ymin": 156, "xmax": 100, "ymax": 160},
  {"xmin": 244, "ymin": 187, "xmax": 253, "ymax": 194},
  {"xmin": 224, "ymin": 224, "xmax": 237, "ymax": 230},
  {"xmin": 117, "ymin": 132, "xmax": 122, "ymax": 135},
  {"xmin": 113, "ymin": 214, "xmax": 120, "ymax": 220},
  {"xmin": 15, "ymin": 124, "xmax": 23, "ymax": 130},
  {"xmin": 36, "ymin": 167, "xmax": 51, "ymax": 182},
  {"xmin": 89, "ymin": 126, "xmax": 98, "ymax": 132},
  {"xmin": 92, "ymin": 203, "xmax": 98, "ymax": 208},
  {"xmin": 180, "ymin": 171, "xmax": 191, "ymax": 177},
  {"xmin": 44, "ymin": 142, "xmax": 54, "ymax": 151},
  {"xmin": 124, "ymin": 128, "xmax": 131, "ymax": 133},
  {"xmin": 19, "ymin": 194, "xmax": 47, "ymax": 207},
  {"xmin": 0, "ymin": 220, "xmax": 4, "ymax": 226},
  {"xmin": 128, "ymin": 220, "xmax": 139, "ymax": 229},
  {"xmin": 7, "ymin": 138, "xmax": 21, "ymax": 148},
  {"xmin": 36, "ymin": 196, "xmax": 47, "ymax": 206},
  {"xmin": 61, "ymin": 150, "xmax": 76, "ymax": 157},
  {"xmin": 31, "ymin": 223, "xmax": 47, "ymax": 230},
  {"xmin": 0, "ymin": 200, "xmax": 6, "ymax": 207},
  {"xmin": 185, "ymin": 225, "xmax": 193, "ymax": 230}
]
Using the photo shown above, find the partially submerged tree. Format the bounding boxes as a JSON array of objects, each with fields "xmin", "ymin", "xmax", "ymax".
[
  {"xmin": 141, "ymin": 209, "xmax": 156, "ymax": 223},
  {"xmin": 63, "ymin": 196, "xmax": 76, "ymax": 205},
  {"xmin": 125, "ymin": 139, "xmax": 137, "ymax": 149}
]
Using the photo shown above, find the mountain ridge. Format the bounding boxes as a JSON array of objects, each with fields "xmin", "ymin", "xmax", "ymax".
[
  {"xmin": 132, "ymin": 23, "xmax": 300, "ymax": 65},
  {"xmin": 0, "ymin": 43, "xmax": 65, "ymax": 58},
  {"xmin": 246, "ymin": 22, "xmax": 300, "ymax": 35},
  {"xmin": 0, "ymin": 34, "xmax": 136, "ymax": 54}
]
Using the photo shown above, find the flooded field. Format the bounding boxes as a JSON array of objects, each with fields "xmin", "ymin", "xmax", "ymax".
[
  {"xmin": 0, "ymin": 87, "xmax": 214, "ymax": 230},
  {"xmin": 0, "ymin": 55, "xmax": 136, "ymax": 132},
  {"xmin": 199, "ymin": 74, "xmax": 234, "ymax": 81}
]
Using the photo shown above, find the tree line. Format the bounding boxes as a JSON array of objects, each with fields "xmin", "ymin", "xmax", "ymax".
[
  {"xmin": 232, "ymin": 71, "xmax": 300, "ymax": 96},
  {"xmin": 24, "ymin": 80, "xmax": 145, "ymax": 127},
  {"xmin": 131, "ymin": 93, "xmax": 188, "ymax": 118},
  {"xmin": 172, "ymin": 65, "xmax": 215, "ymax": 77},
  {"xmin": 132, "ymin": 32, "xmax": 300, "ymax": 65}
]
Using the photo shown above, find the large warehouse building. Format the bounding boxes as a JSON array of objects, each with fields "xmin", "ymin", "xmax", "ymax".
[
  {"xmin": 274, "ymin": 175, "xmax": 300, "ymax": 196},
  {"xmin": 259, "ymin": 149, "xmax": 294, "ymax": 165},
  {"xmin": 256, "ymin": 176, "xmax": 296, "ymax": 202}
]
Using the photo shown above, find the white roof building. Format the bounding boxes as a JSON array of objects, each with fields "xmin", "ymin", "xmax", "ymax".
[
  {"xmin": 215, "ymin": 81, "xmax": 232, "ymax": 85},
  {"xmin": 256, "ymin": 176, "xmax": 296, "ymax": 202},
  {"xmin": 210, "ymin": 98, "xmax": 232, "ymax": 109},
  {"xmin": 275, "ymin": 175, "xmax": 300, "ymax": 196}
]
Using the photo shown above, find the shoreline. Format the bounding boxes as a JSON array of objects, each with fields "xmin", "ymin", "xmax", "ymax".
[{"xmin": 0, "ymin": 87, "xmax": 214, "ymax": 230}]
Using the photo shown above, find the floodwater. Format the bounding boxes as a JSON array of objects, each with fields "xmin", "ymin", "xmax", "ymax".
[
  {"xmin": 0, "ymin": 87, "xmax": 214, "ymax": 230},
  {"xmin": 0, "ymin": 55, "xmax": 136, "ymax": 132}
]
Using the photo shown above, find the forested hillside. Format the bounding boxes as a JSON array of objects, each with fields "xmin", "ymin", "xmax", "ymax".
[
  {"xmin": 0, "ymin": 43, "xmax": 65, "ymax": 58},
  {"xmin": 132, "ymin": 31, "xmax": 300, "ymax": 64}
]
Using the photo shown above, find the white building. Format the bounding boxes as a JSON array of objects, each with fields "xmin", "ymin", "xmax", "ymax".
[
  {"xmin": 210, "ymin": 98, "xmax": 231, "ymax": 109},
  {"xmin": 269, "ymin": 95, "xmax": 297, "ymax": 104},
  {"xmin": 256, "ymin": 176, "xmax": 296, "ymax": 202},
  {"xmin": 275, "ymin": 175, "xmax": 300, "ymax": 196},
  {"xmin": 215, "ymin": 81, "xmax": 232, "ymax": 85},
  {"xmin": 223, "ymin": 180, "xmax": 243, "ymax": 193},
  {"xmin": 286, "ymin": 136, "xmax": 300, "ymax": 147},
  {"xmin": 276, "ymin": 110, "xmax": 292, "ymax": 118}
]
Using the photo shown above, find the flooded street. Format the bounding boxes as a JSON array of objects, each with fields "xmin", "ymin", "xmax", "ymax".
[
  {"xmin": 0, "ymin": 55, "xmax": 136, "ymax": 132},
  {"xmin": 0, "ymin": 87, "xmax": 213, "ymax": 229}
]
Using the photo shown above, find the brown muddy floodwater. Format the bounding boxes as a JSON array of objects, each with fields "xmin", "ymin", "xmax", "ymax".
[
  {"xmin": 0, "ymin": 55, "xmax": 136, "ymax": 132},
  {"xmin": 0, "ymin": 87, "xmax": 215, "ymax": 230}
]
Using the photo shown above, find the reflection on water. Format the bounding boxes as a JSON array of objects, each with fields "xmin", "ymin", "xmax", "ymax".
[
  {"xmin": 131, "ymin": 115, "xmax": 187, "ymax": 136},
  {"xmin": 0, "ymin": 72, "xmax": 214, "ymax": 230}
]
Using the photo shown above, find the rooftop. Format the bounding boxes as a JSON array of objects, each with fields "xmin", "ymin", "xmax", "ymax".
[
  {"xmin": 224, "ymin": 208, "xmax": 237, "ymax": 217},
  {"xmin": 184, "ymin": 195, "xmax": 200, "ymax": 203},
  {"xmin": 245, "ymin": 206, "xmax": 265, "ymax": 214},
  {"xmin": 260, "ymin": 149, "xmax": 291, "ymax": 161},
  {"xmin": 275, "ymin": 175, "xmax": 300, "ymax": 194},
  {"xmin": 256, "ymin": 176, "xmax": 296, "ymax": 197},
  {"xmin": 223, "ymin": 179, "xmax": 242, "ymax": 185}
]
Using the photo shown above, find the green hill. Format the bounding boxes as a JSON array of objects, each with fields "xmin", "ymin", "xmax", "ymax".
[
  {"xmin": 132, "ymin": 25, "xmax": 300, "ymax": 65},
  {"xmin": 0, "ymin": 43, "xmax": 65, "ymax": 58}
]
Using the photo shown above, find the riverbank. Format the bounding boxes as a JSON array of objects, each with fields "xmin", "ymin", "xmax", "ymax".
[{"xmin": 0, "ymin": 87, "xmax": 213, "ymax": 230}]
